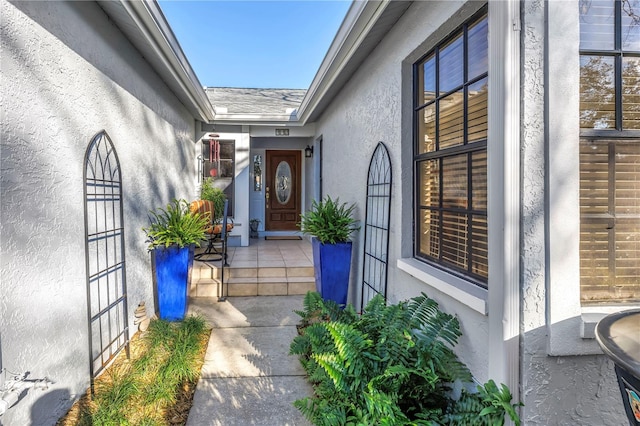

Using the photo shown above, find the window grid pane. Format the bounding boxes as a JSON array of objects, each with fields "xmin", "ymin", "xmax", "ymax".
[
  {"xmin": 471, "ymin": 215, "xmax": 488, "ymax": 279},
  {"xmin": 418, "ymin": 104, "xmax": 437, "ymax": 154},
  {"xmin": 621, "ymin": 0, "xmax": 640, "ymax": 50},
  {"xmin": 472, "ymin": 151, "xmax": 487, "ymax": 211},
  {"xmin": 438, "ymin": 34, "xmax": 464, "ymax": 93},
  {"xmin": 580, "ymin": 55, "xmax": 616, "ymax": 130},
  {"xmin": 468, "ymin": 78, "xmax": 488, "ymax": 143},
  {"xmin": 440, "ymin": 212, "xmax": 468, "ymax": 271},
  {"xmin": 438, "ymin": 91, "xmax": 465, "ymax": 149},
  {"xmin": 419, "ymin": 159, "xmax": 440, "ymax": 207},
  {"xmin": 468, "ymin": 17, "xmax": 489, "ymax": 80},
  {"xmin": 615, "ymin": 142, "xmax": 640, "ymax": 214},
  {"xmin": 579, "ymin": 0, "xmax": 615, "ymax": 51},
  {"xmin": 442, "ymin": 154, "xmax": 468, "ymax": 209},
  {"xmin": 423, "ymin": 54, "xmax": 436, "ymax": 102},
  {"xmin": 419, "ymin": 209, "xmax": 440, "ymax": 259},
  {"xmin": 622, "ymin": 57, "xmax": 640, "ymax": 129},
  {"xmin": 580, "ymin": 141, "xmax": 610, "ymax": 215}
]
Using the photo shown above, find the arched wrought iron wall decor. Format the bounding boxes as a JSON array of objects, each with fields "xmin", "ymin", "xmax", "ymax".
[
  {"xmin": 361, "ymin": 142, "xmax": 392, "ymax": 312},
  {"xmin": 83, "ymin": 130, "xmax": 130, "ymax": 393}
]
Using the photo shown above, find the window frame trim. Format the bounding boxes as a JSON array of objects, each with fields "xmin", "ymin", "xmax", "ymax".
[
  {"xmin": 578, "ymin": 0, "xmax": 640, "ymax": 304},
  {"xmin": 412, "ymin": 7, "xmax": 490, "ymax": 286}
]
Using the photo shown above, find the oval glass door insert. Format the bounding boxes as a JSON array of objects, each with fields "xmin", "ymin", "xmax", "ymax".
[{"xmin": 275, "ymin": 161, "xmax": 292, "ymax": 204}]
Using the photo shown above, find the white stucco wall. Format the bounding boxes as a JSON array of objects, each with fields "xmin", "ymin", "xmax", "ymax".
[
  {"xmin": 314, "ymin": 0, "xmax": 627, "ymax": 424},
  {"xmin": 1, "ymin": 1, "xmax": 197, "ymax": 424},
  {"xmin": 519, "ymin": 0, "xmax": 624, "ymax": 424}
]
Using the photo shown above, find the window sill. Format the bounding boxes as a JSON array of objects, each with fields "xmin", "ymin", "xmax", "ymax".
[{"xmin": 397, "ymin": 258, "xmax": 488, "ymax": 315}]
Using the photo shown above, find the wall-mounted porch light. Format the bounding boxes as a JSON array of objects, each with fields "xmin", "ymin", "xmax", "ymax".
[{"xmin": 305, "ymin": 145, "xmax": 314, "ymax": 158}]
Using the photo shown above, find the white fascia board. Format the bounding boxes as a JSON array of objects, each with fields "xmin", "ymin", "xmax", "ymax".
[
  {"xmin": 119, "ymin": 0, "xmax": 215, "ymax": 122},
  {"xmin": 213, "ymin": 113, "xmax": 303, "ymax": 126},
  {"xmin": 296, "ymin": 0, "xmax": 390, "ymax": 124}
]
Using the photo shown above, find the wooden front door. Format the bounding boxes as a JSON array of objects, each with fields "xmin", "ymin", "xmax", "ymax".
[{"xmin": 265, "ymin": 150, "xmax": 301, "ymax": 231}]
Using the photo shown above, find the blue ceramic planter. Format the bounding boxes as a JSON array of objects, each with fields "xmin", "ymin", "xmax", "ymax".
[
  {"xmin": 151, "ymin": 245, "xmax": 193, "ymax": 321},
  {"xmin": 311, "ymin": 238, "xmax": 352, "ymax": 306}
]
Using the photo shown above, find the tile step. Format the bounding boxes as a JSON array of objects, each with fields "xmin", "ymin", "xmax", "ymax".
[
  {"xmin": 190, "ymin": 277, "xmax": 315, "ymax": 297},
  {"xmin": 191, "ymin": 265, "xmax": 314, "ymax": 281}
]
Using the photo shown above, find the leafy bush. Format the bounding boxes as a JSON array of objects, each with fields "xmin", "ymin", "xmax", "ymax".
[
  {"xmin": 201, "ymin": 177, "xmax": 226, "ymax": 223},
  {"xmin": 290, "ymin": 292, "xmax": 522, "ymax": 425},
  {"xmin": 143, "ymin": 199, "xmax": 208, "ymax": 249},
  {"xmin": 298, "ymin": 196, "xmax": 360, "ymax": 244}
]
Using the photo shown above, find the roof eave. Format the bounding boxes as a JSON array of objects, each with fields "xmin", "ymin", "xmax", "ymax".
[
  {"xmin": 296, "ymin": 0, "xmax": 412, "ymax": 125},
  {"xmin": 101, "ymin": 0, "xmax": 215, "ymax": 122},
  {"xmin": 296, "ymin": 0, "xmax": 389, "ymax": 124}
]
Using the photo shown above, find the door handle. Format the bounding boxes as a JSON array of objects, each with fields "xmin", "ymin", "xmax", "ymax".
[{"xmin": 265, "ymin": 186, "xmax": 270, "ymax": 209}]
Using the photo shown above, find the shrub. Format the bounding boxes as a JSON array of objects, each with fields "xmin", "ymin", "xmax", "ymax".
[{"xmin": 290, "ymin": 292, "xmax": 522, "ymax": 425}]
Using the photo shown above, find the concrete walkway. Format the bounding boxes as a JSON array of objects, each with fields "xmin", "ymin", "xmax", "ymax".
[{"xmin": 186, "ymin": 295, "xmax": 313, "ymax": 426}]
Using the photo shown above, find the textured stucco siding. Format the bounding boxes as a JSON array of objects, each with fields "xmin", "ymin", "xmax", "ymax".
[
  {"xmin": 519, "ymin": 1, "xmax": 624, "ymax": 424},
  {"xmin": 0, "ymin": 1, "xmax": 196, "ymax": 424},
  {"xmin": 313, "ymin": 0, "xmax": 489, "ymax": 380}
]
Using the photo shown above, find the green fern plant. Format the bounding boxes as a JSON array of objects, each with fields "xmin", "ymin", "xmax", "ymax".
[
  {"xmin": 290, "ymin": 292, "xmax": 522, "ymax": 425},
  {"xmin": 298, "ymin": 196, "xmax": 360, "ymax": 244}
]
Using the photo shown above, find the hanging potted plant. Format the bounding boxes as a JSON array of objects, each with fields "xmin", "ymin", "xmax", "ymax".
[
  {"xmin": 298, "ymin": 196, "xmax": 359, "ymax": 306},
  {"xmin": 143, "ymin": 199, "xmax": 208, "ymax": 321}
]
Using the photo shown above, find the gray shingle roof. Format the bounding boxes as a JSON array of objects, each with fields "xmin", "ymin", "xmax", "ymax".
[{"xmin": 205, "ymin": 87, "xmax": 306, "ymax": 115}]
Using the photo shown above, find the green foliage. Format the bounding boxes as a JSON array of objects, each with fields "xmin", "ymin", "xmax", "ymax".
[
  {"xmin": 200, "ymin": 177, "xmax": 226, "ymax": 223},
  {"xmin": 291, "ymin": 292, "xmax": 522, "ymax": 425},
  {"xmin": 143, "ymin": 199, "xmax": 208, "ymax": 249},
  {"xmin": 298, "ymin": 196, "xmax": 360, "ymax": 244},
  {"xmin": 67, "ymin": 315, "xmax": 210, "ymax": 424}
]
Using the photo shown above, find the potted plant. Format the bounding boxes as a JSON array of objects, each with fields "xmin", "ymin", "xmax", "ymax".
[
  {"xmin": 201, "ymin": 177, "xmax": 226, "ymax": 224},
  {"xmin": 298, "ymin": 196, "xmax": 359, "ymax": 306},
  {"xmin": 143, "ymin": 199, "xmax": 208, "ymax": 321}
]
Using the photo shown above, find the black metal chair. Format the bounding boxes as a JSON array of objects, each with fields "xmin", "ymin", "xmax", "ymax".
[{"xmin": 191, "ymin": 199, "xmax": 233, "ymax": 263}]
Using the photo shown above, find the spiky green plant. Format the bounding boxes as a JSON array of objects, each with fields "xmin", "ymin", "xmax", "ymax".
[
  {"xmin": 291, "ymin": 292, "xmax": 522, "ymax": 425},
  {"xmin": 298, "ymin": 196, "xmax": 360, "ymax": 244},
  {"xmin": 143, "ymin": 199, "xmax": 208, "ymax": 249},
  {"xmin": 200, "ymin": 178, "xmax": 226, "ymax": 223}
]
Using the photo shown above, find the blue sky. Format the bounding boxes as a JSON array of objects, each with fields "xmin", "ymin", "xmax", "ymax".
[{"xmin": 158, "ymin": 1, "xmax": 352, "ymax": 89}]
